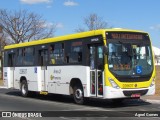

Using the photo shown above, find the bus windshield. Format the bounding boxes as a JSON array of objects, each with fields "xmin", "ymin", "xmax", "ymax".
[{"xmin": 107, "ymin": 32, "xmax": 153, "ymax": 76}]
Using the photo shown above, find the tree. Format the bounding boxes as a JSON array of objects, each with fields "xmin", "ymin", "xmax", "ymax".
[
  {"xmin": 0, "ymin": 9, "xmax": 56, "ymax": 44},
  {"xmin": 75, "ymin": 13, "xmax": 111, "ymax": 32}
]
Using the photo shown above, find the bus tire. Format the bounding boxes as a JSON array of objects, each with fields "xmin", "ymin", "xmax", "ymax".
[
  {"xmin": 73, "ymin": 86, "xmax": 84, "ymax": 104},
  {"xmin": 20, "ymin": 80, "xmax": 29, "ymax": 97}
]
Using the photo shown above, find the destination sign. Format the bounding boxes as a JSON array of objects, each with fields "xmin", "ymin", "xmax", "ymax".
[{"xmin": 107, "ymin": 32, "xmax": 148, "ymax": 40}]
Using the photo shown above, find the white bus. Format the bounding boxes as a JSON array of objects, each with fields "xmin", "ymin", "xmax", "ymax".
[{"xmin": 3, "ymin": 29, "xmax": 155, "ymax": 104}]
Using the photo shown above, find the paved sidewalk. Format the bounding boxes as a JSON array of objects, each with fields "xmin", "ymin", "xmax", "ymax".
[
  {"xmin": 141, "ymin": 95, "xmax": 160, "ymax": 104},
  {"xmin": 141, "ymin": 95, "xmax": 160, "ymax": 100}
]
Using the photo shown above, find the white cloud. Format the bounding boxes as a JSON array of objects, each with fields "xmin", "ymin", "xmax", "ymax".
[
  {"xmin": 44, "ymin": 22, "xmax": 55, "ymax": 28},
  {"xmin": 37, "ymin": 21, "xmax": 55, "ymax": 29},
  {"xmin": 40, "ymin": 22, "xmax": 64, "ymax": 29},
  {"xmin": 46, "ymin": 5, "xmax": 52, "ymax": 8},
  {"xmin": 20, "ymin": 0, "xmax": 52, "ymax": 4},
  {"xmin": 56, "ymin": 23, "xmax": 64, "ymax": 29},
  {"xmin": 64, "ymin": 0, "xmax": 78, "ymax": 6},
  {"xmin": 150, "ymin": 24, "xmax": 160, "ymax": 30}
]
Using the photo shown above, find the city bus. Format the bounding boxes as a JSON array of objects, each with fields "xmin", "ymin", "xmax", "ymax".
[{"xmin": 3, "ymin": 28, "xmax": 155, "ymax": 104}]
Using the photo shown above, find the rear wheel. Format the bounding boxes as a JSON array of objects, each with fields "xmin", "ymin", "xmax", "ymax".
[
  {"xmin": 20, "ymin": 80, "xmax": 28, "ymax": 97},
  {"xmin": 73, "ymin": 86, "xmax": 84, "ymax": 104}
]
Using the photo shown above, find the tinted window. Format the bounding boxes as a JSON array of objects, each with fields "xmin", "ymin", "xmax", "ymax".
[
  {"xmin": 23, "ymin": 47, "xmax": 35, "ymax": 65},
  {"xmin": 66, "ymin": 41, "xmax": 82, "ymax": 64},
  {"xmin": 16, "ymin": 49, "xmax": 23, "ymax": 66},
  {"xmin": 49, "ymin": 43, "xmax": 64, "ymax": 64},
  {"xmin": 3, "ymin": 51, "xmax": 8, "ymax": 67}
]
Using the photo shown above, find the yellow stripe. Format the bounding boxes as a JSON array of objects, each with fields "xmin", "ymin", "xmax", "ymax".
[
  {"xmin": 4, "ymin": 28, "xmax": 146, "ymax": 50},
  {"xmin": 40, "ymin": 91, "xmax": 48, "ymax": 95}
]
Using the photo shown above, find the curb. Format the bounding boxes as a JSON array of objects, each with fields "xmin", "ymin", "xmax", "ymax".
[{"xmin": 144, "ymin": 99, "xmax": 160, "ymax": 104}]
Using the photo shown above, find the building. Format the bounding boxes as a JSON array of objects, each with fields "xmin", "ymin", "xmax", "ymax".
[{"xmin": 153, "ymin": 46, "xmax": 160, "ymax": 65}]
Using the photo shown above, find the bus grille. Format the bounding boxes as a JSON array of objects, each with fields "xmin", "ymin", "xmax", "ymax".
[
  {"xmin": 123, "ymin": 89, "xmax": 148, "ymax": 97},
  {"xmin": 116, "ymin": 75, "xmax": 151, "ymax": 82}
]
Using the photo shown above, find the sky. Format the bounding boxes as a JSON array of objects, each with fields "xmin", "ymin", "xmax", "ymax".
[{"xmin": 0, "ymin": 0, "xmax": 160, "ymax": 48}]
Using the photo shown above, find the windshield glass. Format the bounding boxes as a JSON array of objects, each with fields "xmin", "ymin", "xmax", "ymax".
[{"xmin": 107, "ymin": 32, "xmax": 153, "ymax": 76}]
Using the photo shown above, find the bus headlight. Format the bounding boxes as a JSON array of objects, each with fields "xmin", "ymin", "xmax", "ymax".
[
  {"xmin": 109, "ymin": 78, "xmax": 120, "ymax": 89},
  {"xmin": 150, "ymin": 77, "xmax": 155, "ymax": 87}
]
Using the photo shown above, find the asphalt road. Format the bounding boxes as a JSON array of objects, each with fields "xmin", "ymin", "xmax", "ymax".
[{"xmin": 0, "ymin": 88, "xmax": 160, "ymax": 120}]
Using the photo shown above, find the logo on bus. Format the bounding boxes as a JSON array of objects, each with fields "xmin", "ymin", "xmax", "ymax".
[
  {"xmin": 50, "ymin": 75, "xmax": 54, "ymax": 80},
  {"xmin": 136, "ymin": 66, "xmax": 142, "ymax": 74},
  {"xmin": 91, "ymin": 38, "xmax": 99, "ymax": 42}
]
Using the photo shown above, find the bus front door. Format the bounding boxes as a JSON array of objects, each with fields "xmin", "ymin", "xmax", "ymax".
[
  {"xmin": 89, "ymin": 45, "xmax": 104, "ymax": 97},
  {"xmin": 39, "ymin": 49, "xmax": 48, "ymax": 91}
]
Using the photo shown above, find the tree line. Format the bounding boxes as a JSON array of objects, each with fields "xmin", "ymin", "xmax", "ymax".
[{"xmin": 0, "ymin": 9, "xmax": 110, "ymax": 49}]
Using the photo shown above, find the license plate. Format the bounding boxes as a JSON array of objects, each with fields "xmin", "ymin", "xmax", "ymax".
[{"xmin": 131, "ymin": 94, "xmax": 140, "ymax": 98}]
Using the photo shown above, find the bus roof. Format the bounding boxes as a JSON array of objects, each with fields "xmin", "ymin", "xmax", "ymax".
[{"xmin": 4, "ymin": 28, "xmax": 147, "ymax": 50}]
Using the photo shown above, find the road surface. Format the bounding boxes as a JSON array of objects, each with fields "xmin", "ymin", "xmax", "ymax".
[{"xmin": 0, "ymin": 88, "xmax": 159, "ymax": 120}]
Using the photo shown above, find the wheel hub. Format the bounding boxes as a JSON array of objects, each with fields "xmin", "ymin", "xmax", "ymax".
[
  {"xmin": 75, "ymin": 89, "xmax": 82, "ymax": 99},
  {"xmin": 22, "ymin": 84, "xmax": 26, "ymax": 95}
]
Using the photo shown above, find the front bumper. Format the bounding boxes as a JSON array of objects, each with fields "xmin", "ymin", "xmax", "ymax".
[{"xmin": 103, "ymin": 85, "xmax": 155, "ymax": 99}]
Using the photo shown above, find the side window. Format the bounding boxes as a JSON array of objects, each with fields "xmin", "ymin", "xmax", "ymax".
[
  {"xmin": 16, "ymin": 49, "xmax": 23, "ymax": 66},
  {"xmin": 3, "ymin": 51, "xmax": 8, "ymax": 67},
  {"xmin": 24, "ymin": 47, "xmax": 35, "ymax": 65},
  {"xmin": 8, "ymin": 54, "xmax": 15, "ymax": 67},
  {"xmin": 49, "ymin": 43, "xmax": 64, "ymax": 64},
  {"xmin": 49, "ymin": 45, "xmax": 55, "ymax": 64},
  {"xmin": 66, "ymin": 41, "xmax": 82, "ymax": 64},
  {"xmin": 39, "ymin": 50, "xmax": 48, "ymax": 66},
  {"xmin": 97, "ymin": 46, "xmax": 103, "ymax": 69},
  {"xmin": 4, "ymin": 50, "xmax": 15, "ymax": 67}
]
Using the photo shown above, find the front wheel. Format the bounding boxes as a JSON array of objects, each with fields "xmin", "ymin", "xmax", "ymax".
[
  {"xmin": 20, "ymin": 80, "xmax": 29, "ymax": 97},
  {"xmin": 73, "ymin": 86, "xmax": 84, "ymax": 104}
]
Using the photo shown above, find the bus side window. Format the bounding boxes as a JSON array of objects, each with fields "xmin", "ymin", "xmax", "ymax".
[
  {"xmin": 38, "ymin": 50, "xmax": 48, "ymax": 66},
  {"xmin": 8, "ymin": 54, "xmax": 14, "ymax": 67},
  {"xmin": 3, "ymin": 51, "xmax": 8, "ymax": 67},
  {"xmin": 49, "ymin": 45, "xmax": 55, "ymax": 64},
  {"xmin": 23, "ymin": 47, "xmax": 35, "ymax": 66},
  {"xmin": 68, "ymin": 41, "xmax": 82, "ymax": 64},
  {"xmin": 40, "ymin": 53, "xmax": 44, "ymax": 66},
  {"xmin": 16, "ymin": 49, "xmax": 23, "ymax": 66},
  {"xmin": 49, "ymin": 43, "xmax": 64, "ymax": 64}
]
